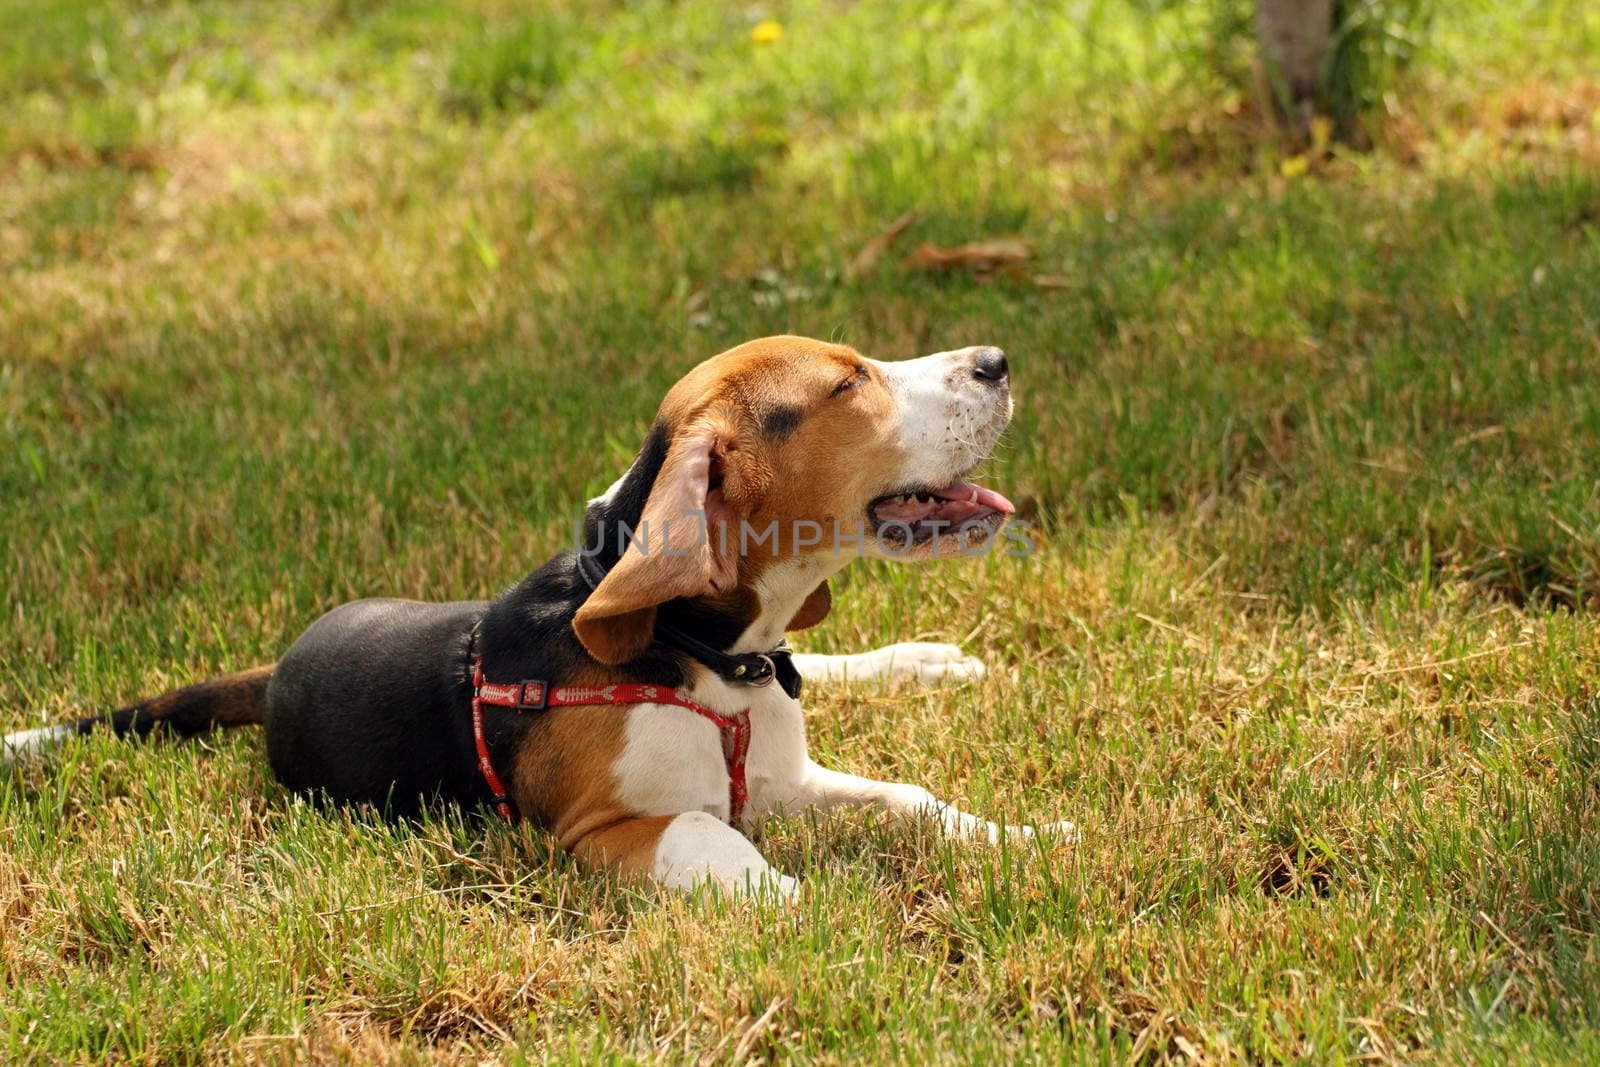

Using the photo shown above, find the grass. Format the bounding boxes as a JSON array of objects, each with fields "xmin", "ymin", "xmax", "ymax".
[{"xmin": 3, "ymin": 0, "xmax": 1600, "ymax": 1060}]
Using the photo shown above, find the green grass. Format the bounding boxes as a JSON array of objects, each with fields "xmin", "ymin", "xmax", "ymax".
[{"xmin": 4, "ymin": 0, "xmax": 1600, "ymax": 1061}]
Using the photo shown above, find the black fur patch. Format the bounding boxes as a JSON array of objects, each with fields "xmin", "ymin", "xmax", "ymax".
[
  {"xmin": 761, "ymin": 404, "xmax": 802, "ymax": 439},
  {"xmin": 581, "ymin": 421, "xmax": 670, "ymax": 569}
]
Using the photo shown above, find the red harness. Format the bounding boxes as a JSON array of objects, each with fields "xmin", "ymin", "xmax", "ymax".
[{"xmin": 470, "ymin": 655, "xmax": 751, "ymax": 825}]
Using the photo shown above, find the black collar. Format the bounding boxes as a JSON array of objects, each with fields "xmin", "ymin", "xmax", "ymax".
[{"xmin": 575, "ymin": 551, "xmax": 802, "ymax": 700}]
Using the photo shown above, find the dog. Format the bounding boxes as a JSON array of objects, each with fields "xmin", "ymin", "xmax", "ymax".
[{"xmin": 3, "ymin": 336, "xmax": 1066, "ymax": 898}]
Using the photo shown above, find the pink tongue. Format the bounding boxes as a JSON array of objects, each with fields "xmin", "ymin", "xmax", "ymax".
[{"xmin": 933, "ymin": 480, "xmax": 1016, "ymax": 515}]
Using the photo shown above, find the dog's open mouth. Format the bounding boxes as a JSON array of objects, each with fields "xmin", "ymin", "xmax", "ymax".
[{"xmin": 868, "ymin": 479, "xmax": 1016, "ymax": 547}]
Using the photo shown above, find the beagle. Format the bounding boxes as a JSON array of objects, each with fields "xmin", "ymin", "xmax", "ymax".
[{"xmin": 4, "ymin": 336, "xmax": 1065, "ymax": 898}]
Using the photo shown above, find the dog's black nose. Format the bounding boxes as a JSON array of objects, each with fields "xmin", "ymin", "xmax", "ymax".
[{"xmin": 970, "ymin": 346, "xmax": 1009, "ymax": 384}]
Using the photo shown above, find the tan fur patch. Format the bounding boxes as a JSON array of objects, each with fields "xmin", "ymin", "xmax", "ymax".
[
  {"xmin": 653, "ymin": 335, "xmax": 907, "ymax": 569},
  {"xmin": 509, "ymin": 702, "xmax": 632, "ymax": 852},
  {"xmin": 138, "ymin": 663, "xmax": 276, "ymax": 727},
  {"xmin": 786, "ymin": 581, "xmax": 832, "ymax": 630},
  {"xmin": 570, "ymin": 813, "xmax": 678, "ymax": 876},
  {"xmin": 205, "ymin": 665, "xmax": 277, "ymax": 726}
]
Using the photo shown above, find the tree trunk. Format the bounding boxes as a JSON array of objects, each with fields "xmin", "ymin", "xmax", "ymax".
[{"xmin": 1255, "ymin": 0, "xmax": 1335, "ymax": 139}]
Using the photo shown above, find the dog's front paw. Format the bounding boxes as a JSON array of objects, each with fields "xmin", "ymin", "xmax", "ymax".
[{"xmin": 874, "ymin": 642, "xmax": 986, "ymax": 685}]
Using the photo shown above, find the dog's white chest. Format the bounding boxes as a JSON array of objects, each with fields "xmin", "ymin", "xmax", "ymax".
[
  {"xmin": 739, "ymin": 684, "xmax": 811, "ymax": 819},
  {"xmin": 608, "ymin": 676, "xmax": 809, "ymax": 826}
]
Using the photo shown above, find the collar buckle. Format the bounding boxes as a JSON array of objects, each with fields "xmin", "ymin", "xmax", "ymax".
[
  {"xmin": 515, "ymin": 680, "xmax": 550, "ymax": 712},
  {"xmin": 735, "ymin": 653, "xmax": 776, "ymax": 687}
]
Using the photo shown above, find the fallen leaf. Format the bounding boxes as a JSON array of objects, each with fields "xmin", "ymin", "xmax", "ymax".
[
  {"xmin": 906, "ymin": 238, "xmax": 1031, "ymax": 274},
  {"xmin": 846, "ymin": 210, "xmax": 919, "ymax": 278}
]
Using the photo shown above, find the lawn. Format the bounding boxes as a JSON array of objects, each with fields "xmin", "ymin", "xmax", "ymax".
[{"xmin": 3, "ymin": 0, "xmax": 1599, "ymax": 1061}]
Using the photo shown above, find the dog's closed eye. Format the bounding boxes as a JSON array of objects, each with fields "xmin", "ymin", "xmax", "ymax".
[{"xmin": 830, "ymin": 366, "xmax": 870, "ymax": 397}]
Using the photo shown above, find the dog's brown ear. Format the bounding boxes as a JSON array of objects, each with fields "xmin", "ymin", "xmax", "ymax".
[
  {"xmin": 785, "ymin": 581, "xmax": 831, "ymax": 630},
  {"xmin": 574, "ymin": 419, "xmax": 742, "ymax": 664}
]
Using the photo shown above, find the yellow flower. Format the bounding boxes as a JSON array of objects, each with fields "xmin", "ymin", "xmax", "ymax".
[
  {"xmin": 1279, "ymin": 154, "xmax": 1309, "ymax": 178},
  {"xmin": 751, "ymin": 19, "xmax": 783, "ymax": 45}
]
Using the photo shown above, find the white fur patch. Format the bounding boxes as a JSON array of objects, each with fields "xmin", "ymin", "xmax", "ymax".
[
  {"xmin": 792, "ymin": 642, "xmax": 985, "ymax": 685},
  {"xmin": 869, "ymin": 347, "xmax": 1012, "ymax": 493},
  {"xmin": 587, "ymin": 470, "xmax": 628, "ymax": 507},
  {"xmin": 651, "ymin": 810, "xmax": 797, "ymax": 899},
  {"xmin": 1, "ymin": 724, "xmax": 74, "ymax": 767},
  {"xmin": 736, "ymin": 555, "xmax": 837, "ymax": 653},
  {"xmin": 612, "ymin": 702, "xmax": 732, "ymax": 820}
]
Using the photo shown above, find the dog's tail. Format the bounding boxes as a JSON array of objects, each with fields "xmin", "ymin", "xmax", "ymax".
[{"xmin": 2, "ymin": 665, "xmax": 274, "ymax": 766}]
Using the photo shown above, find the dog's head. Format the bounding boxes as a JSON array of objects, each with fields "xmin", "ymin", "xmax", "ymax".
[{"xmin": 574, "ymin": 335, "xmax": 1014, "ymax": 664}]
